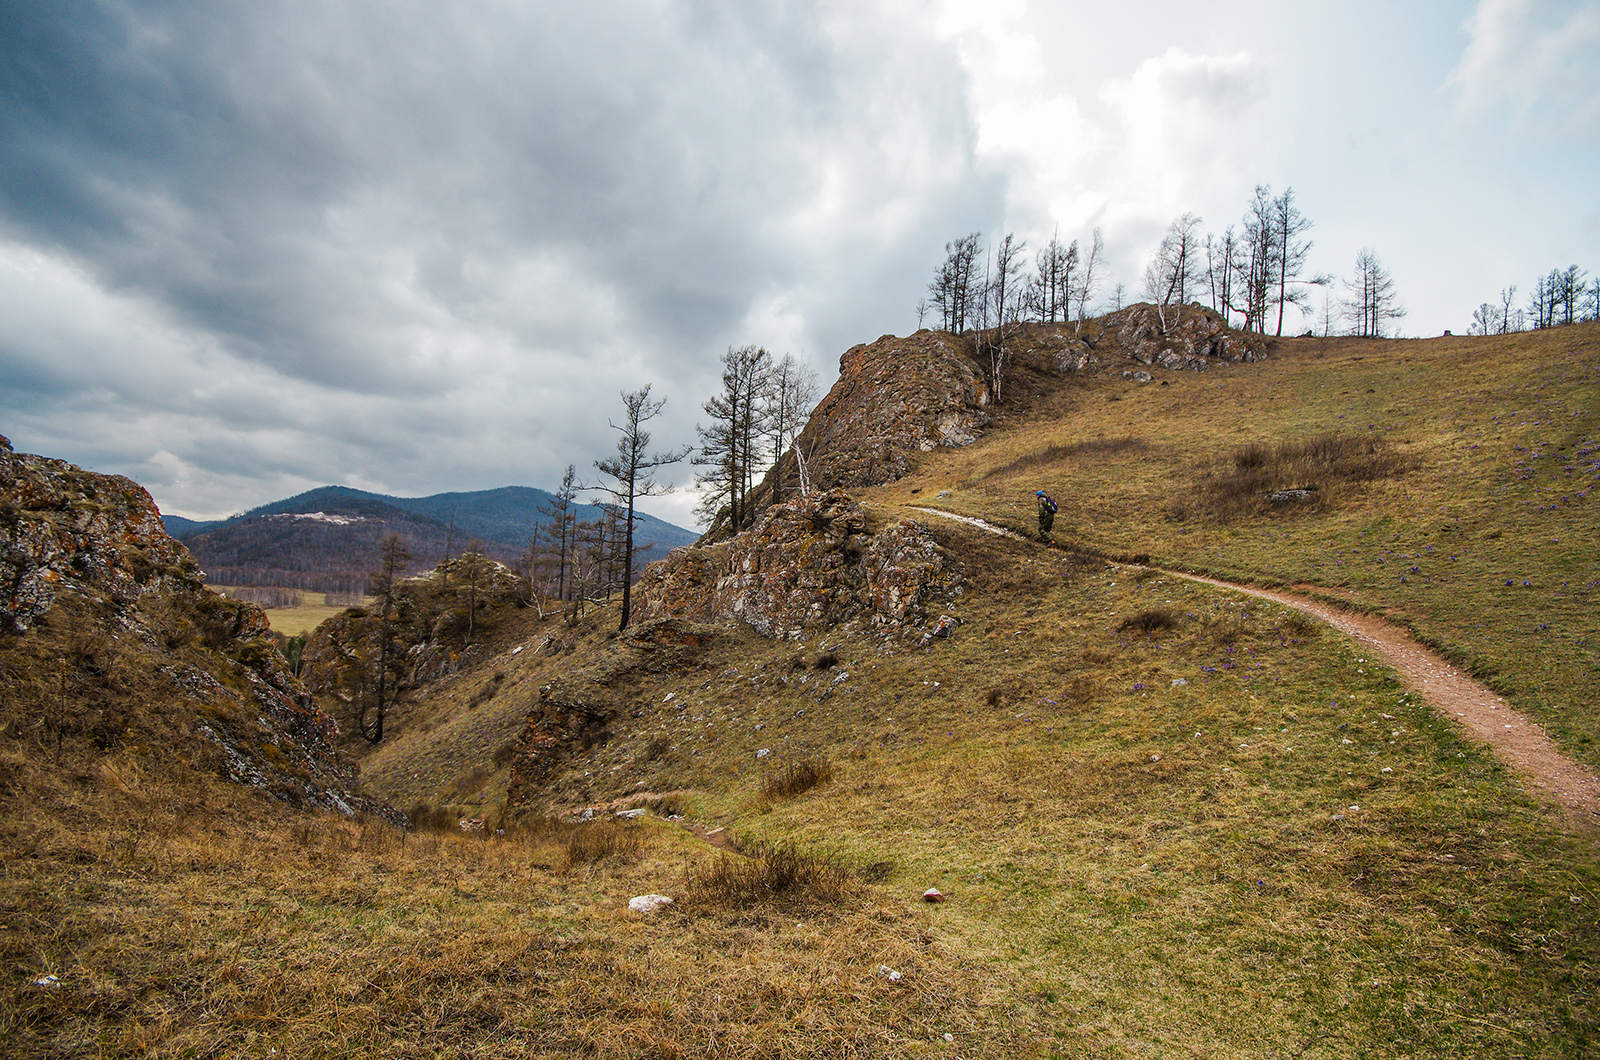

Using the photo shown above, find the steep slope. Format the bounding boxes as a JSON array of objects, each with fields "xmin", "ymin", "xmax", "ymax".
[{"xmin": 0, "ymin": 436, "xmax": 400, "ymax": 822}]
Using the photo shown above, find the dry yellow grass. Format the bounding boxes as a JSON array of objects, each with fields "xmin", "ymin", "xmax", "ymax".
[{"xmin": 0, "ymin": 755, "xmax": 1043, "ymax": 1059}]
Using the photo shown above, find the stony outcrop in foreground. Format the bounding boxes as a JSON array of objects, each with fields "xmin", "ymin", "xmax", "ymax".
[
  {"xmin": 635, "ymin": 489, "xmax": 962, "ymax": 640},
  {"xmin": 0, "ymin": 435, "xmax": 401, "ymax": 823}
]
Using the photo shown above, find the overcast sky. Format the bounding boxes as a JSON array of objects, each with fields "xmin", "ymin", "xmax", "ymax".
[{"xmin": 3, "ymin": 0, "xmax": 1596, "ymax": 528}]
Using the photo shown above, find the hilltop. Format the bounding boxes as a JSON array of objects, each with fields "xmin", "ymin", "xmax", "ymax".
[{"xmin": 3, "ymin": 314, "xmax": 1598, "ymax": 1058}]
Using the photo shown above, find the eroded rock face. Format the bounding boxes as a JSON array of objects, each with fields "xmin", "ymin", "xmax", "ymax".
[
  {"xmin": 634, "ymin": 490, "xmax": 962, "ymax": 639},
  {"xmin": 0, "ymin": 436, "xmax": 401, "ymax": 824},
  {"xmin": 300, "ymin": 555, "xmax": 531, "ymax": 716},
  {"xmin": 1104, "ymin": 303, "xmax": 1267, "ymax": 371},
  {"xmin": 788, "ymin": 331, "xmax": 992, "ymax": 495},
  {"xmin": 0, "ymin": 435, "xmax": 203, "ymax": 634}
]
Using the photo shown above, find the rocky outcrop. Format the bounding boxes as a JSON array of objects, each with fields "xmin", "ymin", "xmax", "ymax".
[
  {"xmin": 0, "ymin": 436, "xmax": 401, "ymax": 824},
  {"xmin": 634, "ymin": 490, "xmax": 962, "ymax": 640},
  {"xmin": 0, "ymin": 434, "xmax": 204, "ymax": 634},
  {"xmin": 703, "ymin": 312, "xmax": 1265, "ymax": 538},
  {"xmin": 1101, "ymin": 303, "xmax": 1267, "ymax": 371}
]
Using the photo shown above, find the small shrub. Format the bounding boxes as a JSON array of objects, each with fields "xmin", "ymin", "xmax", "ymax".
[
  {"xmin": 563, "ymin": 820, "xmax": 644, "ymax": 868},
  {"xmin": 687, "ymin": 841, "xmax": 860, "ymax": 910},
  {"xmin": 1118, "ymin": 609, "xmax": 1179, "ymax": 635},
  {"xmin": 762, "ymin": 758, "xmax": 834, "ymax": 800}
]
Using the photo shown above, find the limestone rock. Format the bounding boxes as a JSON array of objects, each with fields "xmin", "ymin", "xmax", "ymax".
[
  {"xmin": 628, "ymin": 894, "xmax": 674, "ymax": 914},
  {"xmin": 1103, "ymin": 303, "xmax": 1267, "ymax": 371},
  {"xmin": 635, "ymin": 490, "xmax": 963, "ymax": 640}
]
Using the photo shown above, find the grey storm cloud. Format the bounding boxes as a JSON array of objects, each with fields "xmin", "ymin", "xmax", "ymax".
[
  {"xmin": 11, "ymin": 1, "xmax": 1580, "ymax": 526},
  {"xmin": 0, "ymin": 0, "xmax": 1004, "ymax": 521}
]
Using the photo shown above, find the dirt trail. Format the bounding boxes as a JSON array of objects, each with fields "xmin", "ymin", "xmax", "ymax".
[{"xmin": 911, "ymin": 506, "xmax": 1600, "ymax": 831}]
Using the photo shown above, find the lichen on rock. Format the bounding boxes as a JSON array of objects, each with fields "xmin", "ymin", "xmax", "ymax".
[{"xmin": 635, "ymin": 490, "xmax": 962, "ymax": 640}]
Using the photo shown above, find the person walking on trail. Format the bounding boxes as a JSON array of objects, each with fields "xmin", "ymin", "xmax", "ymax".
[{"xmin": 1035, "ymin": 490, "xmax": 1057, "ymax": 543}]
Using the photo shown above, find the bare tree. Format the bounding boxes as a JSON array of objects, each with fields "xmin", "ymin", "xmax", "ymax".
[
  {"xmin": 928, "ymin": 233, "xmax": 982, "ymax": 333},
  {"xmin": 1269, "ymin": 187, "xmax": 1326, "ymax": 336},
  {"xmin": 980, "ymin": 233, "xmax": 1029, "ymax": 403},
  {"xmin": 765, "ymin": 353, "xmax": 819, "ymax": 503},
  {"xmin": 1235, "ymin": 185, "xmax": 1278, "ymax": 333},
  {"xmin": 1470, "ymin": 302, "xmax": 1500, "ymax": 336},
  {"xmin": 1528, "ymin": 272, "xmax": 1554, "ymax": 329},
  {"xmin": 591, "ymin": 386, "xmax": 689, "ymax": 631},
  {"xmin": 538, "ymin": 464, "xmax": 579, "ymax": 603},
  {"xmin": 1031, "ymin": 228, "xmax": 1078, "ymax": 323},
  {"xmin": 1556, "ymin": 265, "xmax": 1587, "ymax": 325},
  {"xmin": 694, "ymin": 345, "xmax": 770, "ymax": 531},
  {"xmin": 1499, "ymin": 285, "xmax": 1519, "ymax": 333},
  {"xmin": 1142, "ymin": 213, "xmax": 1204, "ymax": 332},
  {"xmin": 1074, "ymin": 227, "xmax": 1105, "ymax": 326},
  {"xmin": 1342, "ymin": 248, "xmax": 1405, "ymax": 337},
  {"xmin": 1206, "ymin": 226, "xmax": 1238, "ymax": 319},
  {"xmin": 358, "ymin": 533, "xmax": 412, "ymax": 744}
]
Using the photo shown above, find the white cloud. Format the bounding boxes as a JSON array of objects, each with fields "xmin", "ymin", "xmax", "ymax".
[
  {"xmin": 1097, "ymin": 48, "xmax": 1266, "ymax": 218},
  {"xmin": 1449, "ymin": 0, "xmax": 1600, "ymax": 130}
]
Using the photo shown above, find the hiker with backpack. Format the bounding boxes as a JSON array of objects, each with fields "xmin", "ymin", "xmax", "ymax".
[{"xmin": 1035, "ymin": 490, "xmax": 1057, "ymax": 544}]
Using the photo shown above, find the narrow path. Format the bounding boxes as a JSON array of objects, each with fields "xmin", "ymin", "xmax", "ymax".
[{"xmin": 910, "ymin": 506, "xmax": 1600, "ymax": 830}]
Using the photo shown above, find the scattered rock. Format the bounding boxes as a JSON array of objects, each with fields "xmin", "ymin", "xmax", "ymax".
[
  {"xmin": 628, "ymin": 894, "xmax": 674, "ymax": 914},
  {"xmin": 937, "ymin": 490, "xmax": 953, "ymax": 498},
  {"xmin": 876, "ymin": 965, "xmax": 904, "ymax": 982},
  {"xmin": 756, "ymin": 748, "xmax": 771, "ymax": 759},
  {"xmin": 923, "ymin": 888, "xmax": 945, "ymax": 902},
  {"xmin": 919, "ymin": 614, "xmax": 960, "ymax": 647},
  {"xmin": 616, "ymin": 808, "xmax": 648, "ymax": 820}
]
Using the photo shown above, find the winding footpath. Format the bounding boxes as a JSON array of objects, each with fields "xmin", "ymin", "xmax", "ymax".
[{"xmin": 911, "ymin": 506, "xmax": 1600, "ymax": 831}]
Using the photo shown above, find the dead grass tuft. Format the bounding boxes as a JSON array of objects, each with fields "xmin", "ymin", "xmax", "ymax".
[
  {"xmin": 1193, "ymin": 432, "xmax": 1417, "ymax": 520},
  {"xmin": 1117, "ymin": 608, "xmax": 1180, "ymax": 634},
  {"xmin": 968, "ymin": 436, "xmax": 1147, "ymax": 484},
  {"xmin": 761, "ymin": 757, "xmax": 834, "ymax": 800},
  {"xmin": 687, "ymin": 841, "xmax": 862, "ymax": 911}
]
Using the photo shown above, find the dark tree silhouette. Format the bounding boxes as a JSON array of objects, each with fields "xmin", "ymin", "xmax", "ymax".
[
  {"xmin": 359, "ymin": 533, "xmax": 412, "ymax": 744},
  {"xmin": 590, "ymin": 386, "xmax": 689, "ymax": 631}
]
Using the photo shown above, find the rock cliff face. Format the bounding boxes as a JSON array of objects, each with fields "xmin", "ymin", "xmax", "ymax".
[
  {"xmin": 787, "ymin": 331, "xmax": 993, "ymax": 495},
  {"xmin": 0, "ymin": 436, "xmax": 400, "ymax": 823},
  {"xmin": 0, "ymin": 436, "xmax": 203, "ymax": 634},
  {"xmin": 634, "ymin": 490, "xmax": 961, "ymax": 640},
  {"xmin": 1101, "ymin": 303, "xmax": 1267, "ymax": 371}
]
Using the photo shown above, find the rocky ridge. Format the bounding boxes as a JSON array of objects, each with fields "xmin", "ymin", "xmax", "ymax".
[
  {"xmin": 0, "ymin": 436, "xmax": 400, "ymax": 823},
  {"xmin": 718, "ymin": 306, "xmax": 1266, "ymax": 528}
]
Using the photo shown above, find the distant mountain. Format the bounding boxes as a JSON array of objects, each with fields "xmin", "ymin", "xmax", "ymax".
[
  {"xmin": 161, "ymin": 514, "xmax": 214, "ymax": 537},
  {"xmin": 167, "ymin": 484, "xmax": 698, "ymax": 593}
]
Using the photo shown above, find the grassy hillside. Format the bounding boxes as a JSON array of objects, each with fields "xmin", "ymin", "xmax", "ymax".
[
  {"xmin": 5, "ymin": 325, "xmax": 1597, "ymax": 1058},
  {"xmin": 875, "ymin": 324, "xmax": 1599, "ymax": 772}
]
